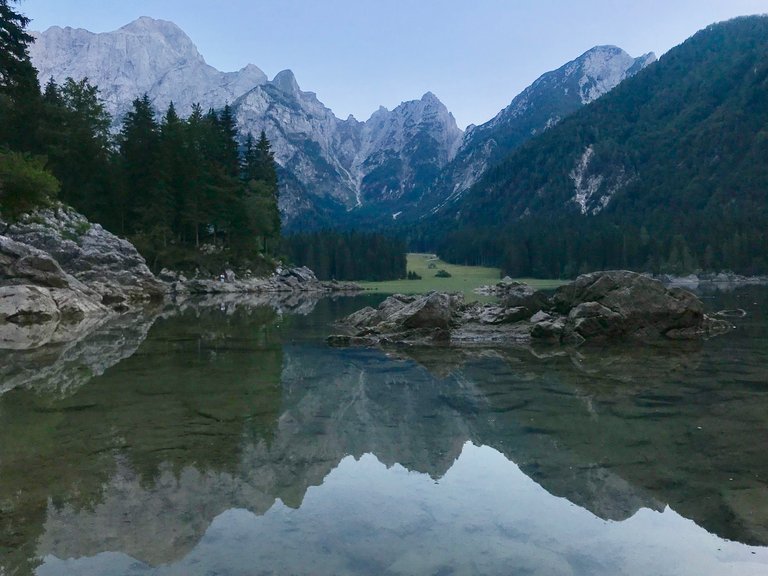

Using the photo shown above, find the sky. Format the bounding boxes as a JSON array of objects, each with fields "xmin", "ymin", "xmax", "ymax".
[{"xmin": 18, "ymin": 0, "xmax": 768, "ymax": 128}]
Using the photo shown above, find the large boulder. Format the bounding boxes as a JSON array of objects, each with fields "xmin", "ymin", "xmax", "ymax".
[
  {"xmin": 331, "ymin": 292, "xmax": 463, "ymax": 345},
  {"xmin": 1, "ymin": 233, "xmax": 112, "ymax": 349},
  {"xmin": 0, "ymin": 285, "xmax": 59, "ymax": 325},
  {"xmin": 552, "ymin": 271, "xmax": 722, "ymax": 341},
  {"xmin": 3, "ymin": 207, "xmax": 165, "ymax": 304}
]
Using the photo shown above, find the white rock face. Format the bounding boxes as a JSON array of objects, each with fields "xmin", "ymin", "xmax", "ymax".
[
  {"xmin": 569, "ymin": 46, "xmax": 654, "ymax": 104},
  {"xmin": 353, "ymin": 92, "xmax": 463, "ymax": 205},
  {"xmin": 570, "ymin": 146, "xmax": 629, "ymax": 215},
  {"xmin": 30, "ymin": 17, "xmax": 268, "ymax": 121}
]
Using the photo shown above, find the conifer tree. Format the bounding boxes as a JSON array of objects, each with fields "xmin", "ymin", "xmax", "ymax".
[{"xmin": 117, "ymin": 94, "xmax": 161, "ymax": 234}]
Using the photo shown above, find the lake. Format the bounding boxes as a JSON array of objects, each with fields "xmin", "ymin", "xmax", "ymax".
[{"xmin": 1, "ymin": 287, "xmax": 767, "ymax": 575}]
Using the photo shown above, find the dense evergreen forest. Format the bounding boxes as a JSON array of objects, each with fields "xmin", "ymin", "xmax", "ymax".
[
  {"xmin": 418, "ymin": 16, "xmax": 768, "ymax": 278},
  {"xmin": 282, "ymin": 232, "xmax": 406, "ymax": 281}
]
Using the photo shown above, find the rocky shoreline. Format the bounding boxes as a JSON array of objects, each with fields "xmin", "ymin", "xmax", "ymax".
[
  {"xmin": 162, "ymin": 265, "xmax": 361, "ymax": 297},
  {"xmin": 0, "ymin": 207, "xmax": 361, "ymax": 350},
  {"xmin": 329, "ymin": 271, "xmax": 733, "ymax": 348}
]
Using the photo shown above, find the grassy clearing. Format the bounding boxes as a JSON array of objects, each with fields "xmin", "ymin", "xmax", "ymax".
[{"xmin": 358, "ymin": 253, "xmax": 565, "ymax": 297}]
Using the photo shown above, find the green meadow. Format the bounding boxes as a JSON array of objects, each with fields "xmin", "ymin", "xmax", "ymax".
[{"xmin": 358, "ymin": 253, "xmax": 565, "ymax": 297}]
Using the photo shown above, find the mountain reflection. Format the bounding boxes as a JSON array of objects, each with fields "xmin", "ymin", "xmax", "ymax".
[{"xmin": 0, "ymin": 289, "xmax": 766, "ymax": 575}]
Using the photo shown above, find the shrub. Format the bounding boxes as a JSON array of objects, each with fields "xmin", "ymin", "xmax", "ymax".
[
  {"xmin": 407, "ymin": 270, "xmax": 422, "ymax": 280},
  {"xmin": 0, "ymin": 151, "xmax": 59, "ymax": 221},
  {"xmin": 435, "ymin": 269, "xmax": 452, "ymax": 278}
]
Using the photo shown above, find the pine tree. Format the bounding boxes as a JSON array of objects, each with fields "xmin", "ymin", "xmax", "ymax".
[
  {"xmin": 0, "ymin": 0, "xmax": 34, "ymax": 91},
  {"xmin": 44, "ymin": 78, "xmax": 112, "ymax": 215},
  {"xmin": 241, "ymin": 130, "xmax": 280, "ymax": 253},
  {"xmin": 0, "ymin": 0, "xmax": 42, "ymax": 152},
  {"xmin": 117, "ymin": 94, "xmax": 161, "ymax": 234}
]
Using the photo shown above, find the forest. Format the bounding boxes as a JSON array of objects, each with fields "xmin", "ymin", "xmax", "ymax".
[{"xmin": 282, "ymin": 231, "xmax": 406, "ymax": 281}]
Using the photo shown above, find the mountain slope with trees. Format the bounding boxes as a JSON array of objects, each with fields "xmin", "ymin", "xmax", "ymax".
[
  {"xmin": 412, "ymin": 46, "xmax": 654, "ymax": 219},
  {"xmin": 426, "ymin": 16, "xmax": 768, "ymax": 277}
]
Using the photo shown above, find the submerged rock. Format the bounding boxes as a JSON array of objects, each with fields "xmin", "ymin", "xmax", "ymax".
[{"xmin": 330, "ymin": 270, "xmax": 733, "ymax": 348}]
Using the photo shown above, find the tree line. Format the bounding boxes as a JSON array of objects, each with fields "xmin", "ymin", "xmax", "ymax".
[
  {"xmin": 282, "ymin": 231, "xmax": 406, "ymax": 281},
  {"xmin": 0, "ymin": 0, "xmax": 280, "ymax": 273}
]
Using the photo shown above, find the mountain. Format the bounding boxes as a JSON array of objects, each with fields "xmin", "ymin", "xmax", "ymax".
[
  {"xmin": 29, "ymin": 17, "xmax": 464, "ymax": 229},
  {"xmin": 429, "ymin": 16, "xmax": 768, "ymax": 277},
  {"xmin": 416, "ymin": 46, "xmax": 655, "ymax": 217},
  {"xmin": 29, "ymin": 17, "xmax": 268, "ymax": 122}
]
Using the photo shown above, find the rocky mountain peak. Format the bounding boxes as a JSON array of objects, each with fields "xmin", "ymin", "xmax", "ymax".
[
  {"xmin": 570, "ymin": 45, "xmax": 657, "ymax": 104},
  {"xmin": 271, "ymin": 69, "xmax": 301, "ymax": 95}
]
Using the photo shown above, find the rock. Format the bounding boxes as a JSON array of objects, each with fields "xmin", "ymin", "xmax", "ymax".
[
  {"xmin": 530, "ymin": 311, "xmax": 553, "ymax": 324},
  {"xmin": 564, "ymin": 302, "xmax": 625, "ymax": 340},
  {"xmin": 498, "ymin": 282, "xmax": 550, "ymax": 312},
  {"xmin": 530, "ymin": 318, "xmax": 565, "ymax": 341},
  {"xmin": 383, "ymin": 292, "xmax": 460, "ymax": 331},
  {"xmin": 0, "ymin": 285, "xmax": 60, "ymax": 325},
  {"xmin": 471, "ymin": 305, "xmax": 529, "ymax": 325},
  {"xmin": 158, "ymin": 268, "xmax": 178, "ymax": 282},
  {"xmin": 1, "ymin": 235, "xmax": 110, "ymax": 343},
  {"xmin": 331, "ymin": 270, "xmax": 733, "ymax": 348},
  {"xmin": 172, "ymin": 266, "xmax": 361, "ymax": 296},
  {"xmin": 553, "ymin": 271, "xmax": 707, "ymax": 339},
  {"xmin": 475, "ymin": 281, "xmax": 549, "ymax": 312},
  {"xmin": 331, "ymin": 292, "xmax": 463, "ymax": 345},
  {"xmin": 3, "ymin": 207, "xmax": 165, "ymax": 303}
]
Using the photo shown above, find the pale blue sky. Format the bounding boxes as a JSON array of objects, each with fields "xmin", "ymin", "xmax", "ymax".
[{"xmin": 18, "ymin": 0, "xmax": 768, "ymax": 128}]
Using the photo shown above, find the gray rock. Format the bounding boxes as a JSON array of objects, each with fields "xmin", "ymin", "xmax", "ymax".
[
  {"xmin": 3, "ymin": 207, "xmax": 165, "ymax": 304},
  {"xmin": 331, "ymin": 292, "xmax": 463, "ymax": 346},
  {"xmin": 0, "ymin": 285, "xmax": 59, "ymax": 325},
  {"xmin": 564, "ymin": 301, "xmax": 625, "ymax": 340},
  {"xmin": 530, "ymin": 311, "xmax": 553, "ymax": 324},
  {"xmin": 553, "ymin": 270, "xmax": 708, "ymax": 339},
  {"xmin": 331, "ymin": 271, "xmax": 733, "ymax": 348},
  {"xmin": 383, "ymin": 292, "xmax": 460, "ymax": 331},
  {"xmin": 530, "ymin": 318, "xmax": 565, "ymax": 341},
  {"xmin": 1, "ymin": 235, "xmax": 110, "ymax": 346},
  {"xmin": 470, "ymin": 305, "xmax": 529, "ymax": 325}
]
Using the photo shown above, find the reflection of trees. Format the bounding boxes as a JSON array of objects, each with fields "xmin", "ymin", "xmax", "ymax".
[{"xmin": 0, "ymin": 304, "xmax": 284, "ymax": 575}]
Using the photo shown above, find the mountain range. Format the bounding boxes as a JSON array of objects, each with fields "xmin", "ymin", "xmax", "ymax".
[{"xmin": 29, "ymin": 17, "xmax": 652, "ymax": 229}]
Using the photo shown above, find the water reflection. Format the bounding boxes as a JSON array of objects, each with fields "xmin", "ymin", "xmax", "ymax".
[{"xmin": 0, "ymin": 288, "xmax": 766, "ymax": 575}]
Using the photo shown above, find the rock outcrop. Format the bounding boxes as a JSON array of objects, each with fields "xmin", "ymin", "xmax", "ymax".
[
  {"xmin": 0, "ymin": 207, "xmax": 164, "ymax": 349},
  {"xmin": 0, "ymin": 235, "xmax": 110, "ymax": 348},
  {"xmin": 3, "ymin": 207, "xmax": 165, "ymax": 305},
  {"xmin": 329, "ymin": 271, "xmax": 732, "ymax": 348}
]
